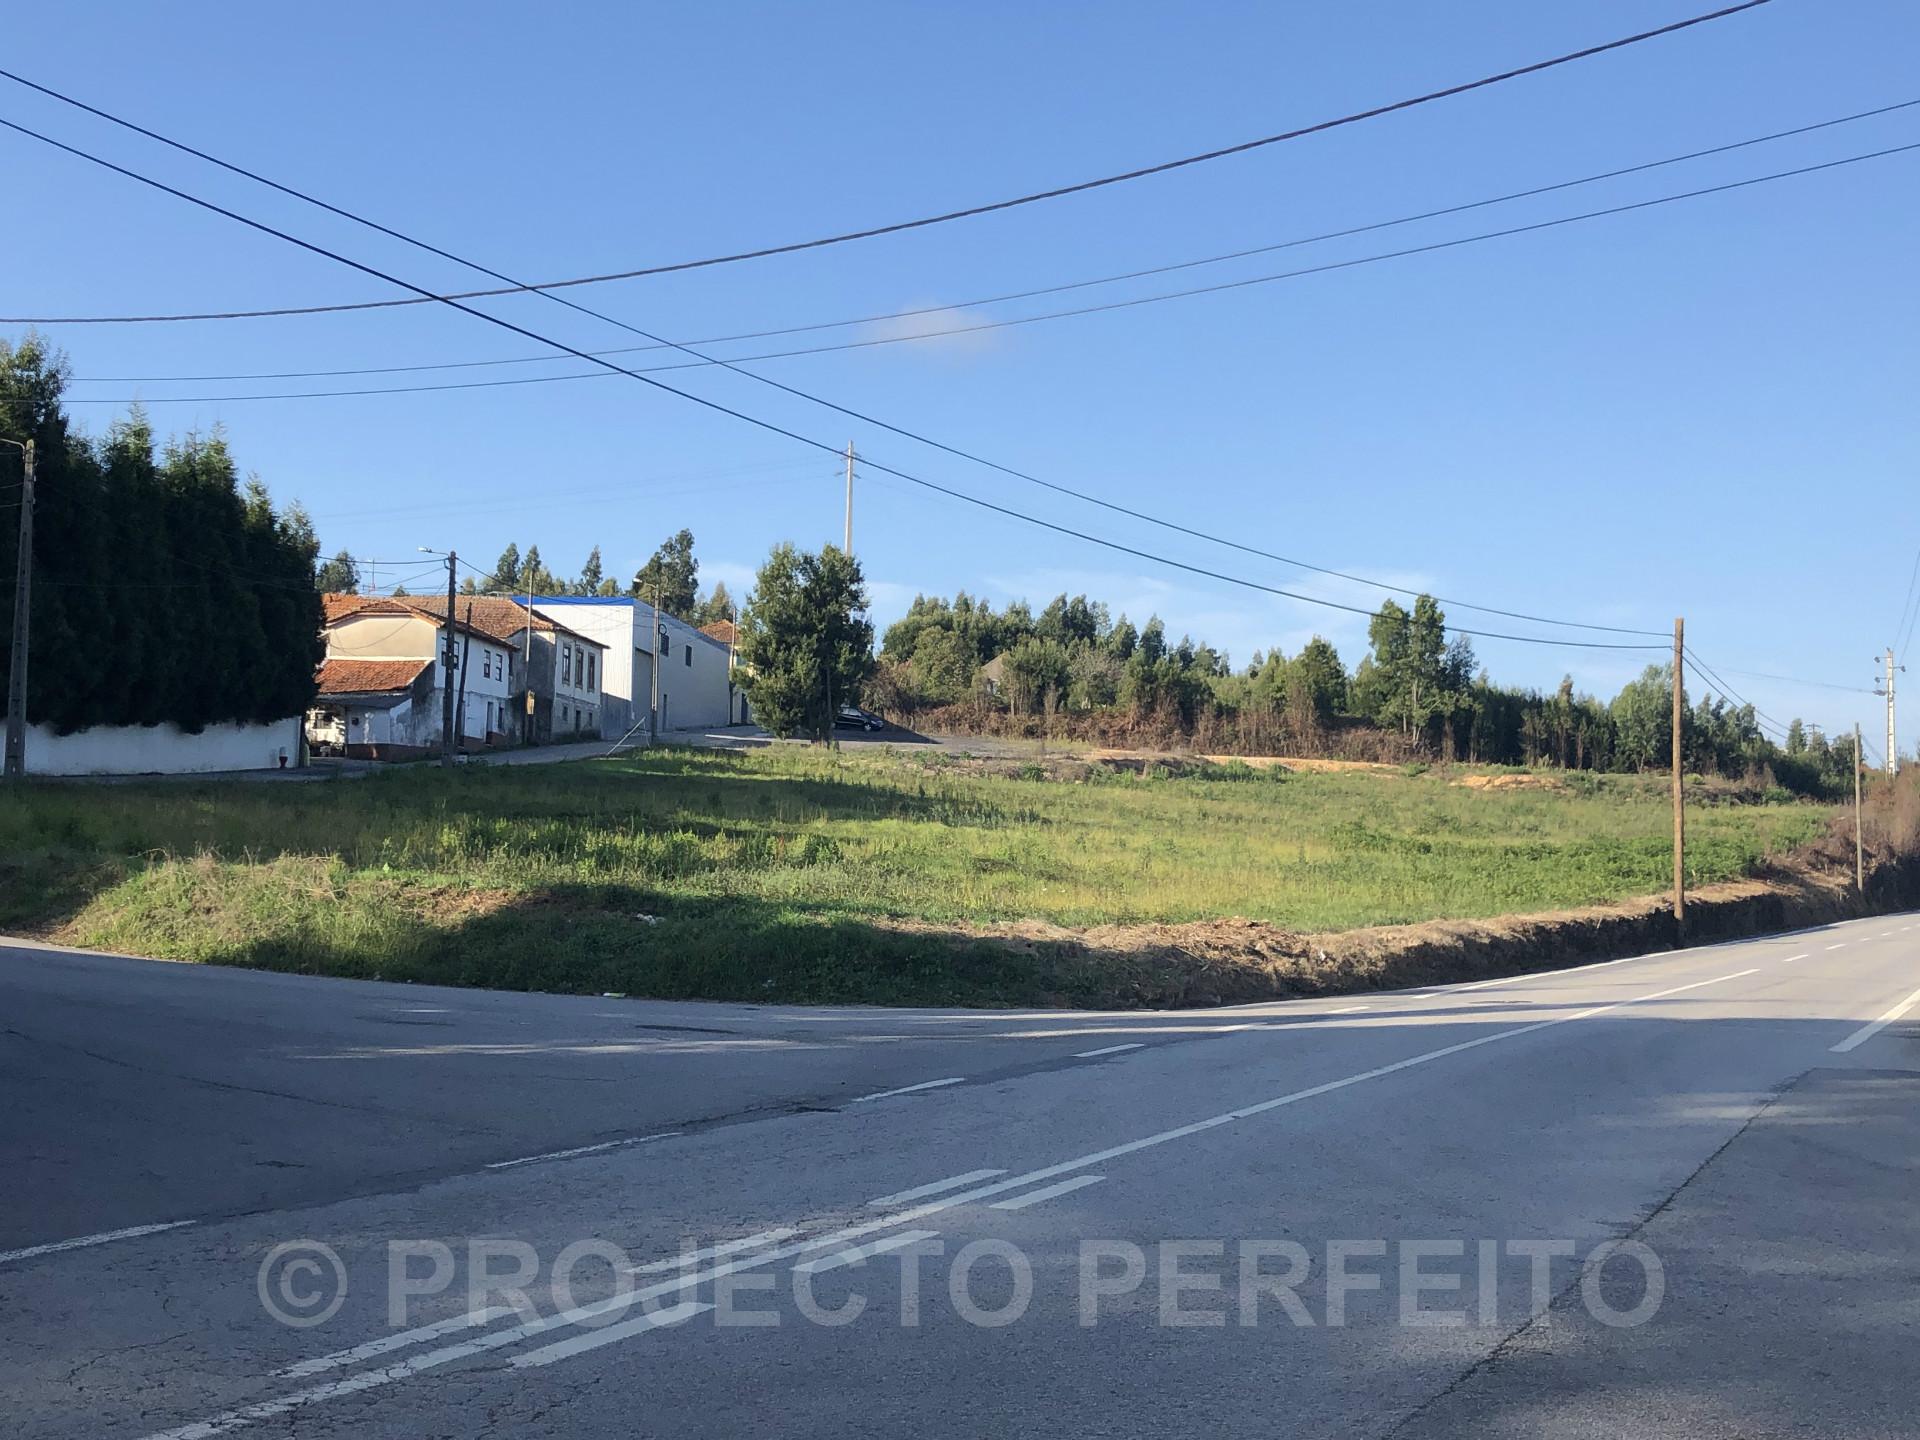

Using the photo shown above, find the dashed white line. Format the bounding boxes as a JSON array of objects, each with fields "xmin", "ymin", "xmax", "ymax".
[
  {"xmin": 991, "ymin": 1175, "xmax": 1106, "ymax": 1210},
  {"xmin": 1830, "ymin": 985, "xmax": 1920, "ymax": 1054},
  {"xmin": 867, "ymin": 1170, "xmax": 1006, "ymax": 1208},
  {"xmin": 1329, "ymin": 1006, "xmax": 1370, "ymax": 1015},
  {"xmin": 0, "ymin": 1220, "xmax": 194, "ymax": 1266},
  {"xmin": 848, "ymin": 1077, "xmax": 964, "ymax": 1104},
  {"xmin": 485, "ymin": 1131, "xmax": 680, "ymax": 1170},
  {"xmin": 1826, "ymin": 943, "xmax": 1849, "ymax": 952},
  {"xmin": 509, "ymin": 1301, "xmax": 712, "ymax": 1368},
  {"xmin": 1779, "ymin": 953, "xmax": 1809, "ymax": 964},
  {"xmin": 280, "ymin": 1308, "xmax": 515, "ymax": 1378},
  {"xmin": 627, "ymin": 1228, "xmax": 800, "ymax": 1274},
  {"xmin": 1074, "ymin": 1043, "xmax": 1145, "ymax": 1058},
  {"xmin": 793, "ymin": 1229, "xmax": 941, "ymax": 1275}
]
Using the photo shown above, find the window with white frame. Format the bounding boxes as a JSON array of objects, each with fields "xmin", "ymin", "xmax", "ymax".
[
  {"xmin": 586, "ymin": 653, "xmax": 595, "ymax": 691},
  {"xmin": 562, "ymin": 643, "xmax": 572, "ymax": 684}
]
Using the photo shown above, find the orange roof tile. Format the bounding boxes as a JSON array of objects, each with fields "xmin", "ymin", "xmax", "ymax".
[{"xmin": 315, "ymin": 658, "xmax": 430, "ymax": 696}]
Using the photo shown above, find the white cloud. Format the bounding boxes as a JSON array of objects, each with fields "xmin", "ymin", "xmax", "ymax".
[{"xmin": 856, "ymin": 303, "xmax": 1002, "ymax": 360}]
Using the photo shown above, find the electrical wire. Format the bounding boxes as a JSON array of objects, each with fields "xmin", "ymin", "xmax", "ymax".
[
  {"xmin": 51, "ymin": 140, "xmax": 1920, "ymax": 408},
  {"xmin": 0, "ymin": 75, "xmax": 1718, "ymax": 641},
  {"xmin": 1893, "ymin": 540, "xmax": 1920, "ymax": 661},
  {"xmin": 0, "ymin": 3, "xmax": 1771, "ymax": 324},
  {"xmin": 67, "ymin": 97, "xmax": 1920, "ymax": 383},
  {"xmin": 1687, "ymin": 662, "xmax": 1877, "ymax": 696},
  {"xmin": 14, "ymin": 60, "xmax": 1897, "ymax": 646},
  {"xmin": 1, "ymin": 114, "xmax": 1671, "ymax": 652},
  {"xmin": 1684, "ymin": 645, "xmax": 1797, "ymax": 738}
]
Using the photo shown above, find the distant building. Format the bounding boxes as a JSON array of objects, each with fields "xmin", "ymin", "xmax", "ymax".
[
  {"xmin": 313, "ymin": 596, "xmax": 517, "ymax": 758},
  {"xmin": 533, "ymin": 597, "xmax": 736, "ymax": 738},
  {"xmin": 374, "ymin": 595, "xmax": 607, "ymax": 744}
]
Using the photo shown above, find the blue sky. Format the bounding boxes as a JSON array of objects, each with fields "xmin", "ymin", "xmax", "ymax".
[{"xmin": 3, "ymin": 2, "xmax": 1915, "ymax": 748}]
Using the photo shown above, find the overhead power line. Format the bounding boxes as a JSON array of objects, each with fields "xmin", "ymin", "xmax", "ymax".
[
  {"xmin": 0, "ymin": 114, "xmax": 1664, "ymax": 655},
  {"xmin": 67, "ymin": 96, "xmax": 1920, "ymax": 380},
  {"xmin": 5, "ymin": 93, "xmax": 1673, "ymax": 641},
  {"xmin": 53, "ymin": 139, "xmax": 1920, "ymax": 408},
  {"xmin": 1684, "ymin": 646, "xmax": 1795, "ymax": 738},
  {"xmin": 0, "ymin": 3, "xmax": 1770, "ymax": 324},
  {"xmin": 1893, "ymin": 540, "xmax": 1920, "ymax": 661},
  {"xmin": 1689, "ymin": 662, "xmax": 1876, "ymax": 697}
]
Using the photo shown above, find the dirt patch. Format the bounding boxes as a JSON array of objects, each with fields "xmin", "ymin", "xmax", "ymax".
[
  {"xmin": 874, "ymin": 849, "xmax": 1919, "ymax": 1008},
  {"xmin": 1195, "ymin": 754, "xmax": 1396, "ymax": 775},
  {"xmin": 1453, "ymin": 772, "xmax": 1565, "ymax": 792},
  {"xmin": 403, "ymin": 884, "xmax": 519, "ymax": 924}
]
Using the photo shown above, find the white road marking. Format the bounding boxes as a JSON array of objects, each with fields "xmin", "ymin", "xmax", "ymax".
[
  {"xmin": 1826, "ymin": 943, "xmax": 1848, "ymax": 951},
  {"xmin": 137, "ymin": 964, "xmax": 1766, "ymax": 1439},
  {"xmin": 1329, "ymin": 1006, "xmax": 1370, "ymax": 1014},
  {"xmin": 627, "ymin": 1229, "xmax": 801, "ymax": 1274},
  {"xmin": 509, "ymin": 1301, "xmax": 711, "ymax": 1368},
  {"xmin": 279, "ymin": 1308, "xmax": 515, "ymax": 1378},
  {"xmin": 867, "ymin": 1170, "xmax": 1006, "ymax": 1208},
  {"xmin": 1780, "ymin": 953, "xmax": 1809, "ymax": 964},
  {"xmin": 991, "ymin": 1175, "xmax": 1106, "ymax": 1210},
  {"xmin": 1074, "ymin": 1042, "xmax": 1145, "ymax": 1058},
  {"xmin": 793, "ymin": 1229, "xmax": 941, "ymax": 1275},
  {"xmin": 848, "ymin": 1076, "xmax": 964, "ymax": 1104},
  {"xmin": 0, "ymin": 1220, "xmax": 194, "ymax": 1266},
  {"xmin": 485, "ymin": 1132, "xmax": 680, "ymax": 1170},
  {"xmin": 1830, "ymin": 985, "xmax": 1920, "ymax": 1054}
]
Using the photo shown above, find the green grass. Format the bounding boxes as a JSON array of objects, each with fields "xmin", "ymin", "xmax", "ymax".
[{"xmin": 0, "ymin": 747, "xmax": 1825, "ymax": 1005}]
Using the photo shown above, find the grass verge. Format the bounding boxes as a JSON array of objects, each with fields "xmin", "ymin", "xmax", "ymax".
[{"xmin": 0, "ymin": 745, "xmax": 1837, "ymax": 1006}]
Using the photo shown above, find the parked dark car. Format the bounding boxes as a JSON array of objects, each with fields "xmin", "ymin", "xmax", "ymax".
[{"xmin": 834, "ymin": 706, "xmax": 886, "ymax": 732}]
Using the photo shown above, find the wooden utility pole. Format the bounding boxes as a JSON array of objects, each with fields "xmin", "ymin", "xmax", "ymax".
[
  {"xmin": 3, "ymin": 438, "xmax": 33, "ymax": 780},
  {"xmin": 843, "ymin": 441, "xmax": 855, "ymax": 556},
  {"xmin": 1672, "ymin": 617, "xmax": 1686, "ymax": 928},
  {"xmin": 1854, "ymin": 721, "xmax": 1865, "ymax": 893},
  {"xmin": 440, "ymin": 551, "xmax": 458, "ymax": 767}
]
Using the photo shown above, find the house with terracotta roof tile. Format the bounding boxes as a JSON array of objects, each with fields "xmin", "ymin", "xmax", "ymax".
[
  {"xmin": 374, "ymin": 595, "xmax": 608, "ymax": 744},
  {"xmin": 312, "ymin": 596, "xmax": 519, "ymax": 758}
]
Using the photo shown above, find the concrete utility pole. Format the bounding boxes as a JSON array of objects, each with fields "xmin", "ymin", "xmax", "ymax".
[
  {"xmin": 1854, "ymin": 721, "xmax": 1865, "ymax": 893},
  {"xmin": 3, "ymin": 438, "xmax": 33, "ymax": 780},
  {"xmin": 440, "ymin": 550, "xmax": 458, "ymax": 767},
  {"xmin": 650, "ymin": 582, "xmax": 661, "ymax": 744},
  {"xmin": 843, "ymin": 441, "xmax": 854, "ymax": 556},
  {"xmin": 1877, "ymin": 648, "xmax": 1901, "ymax": 778},
  {"xmin": 1672, "ymin": 617, "xmax": 1686, "ymax": 929}
]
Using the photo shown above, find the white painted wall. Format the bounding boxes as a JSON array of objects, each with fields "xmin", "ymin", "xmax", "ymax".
[
  {"xmin": 26, "ymin": 718, "xmax": 305, "ymax": 776},
  {"xmin": 532, "ymin": 598, "xmax": 736, "ymax": 735}
]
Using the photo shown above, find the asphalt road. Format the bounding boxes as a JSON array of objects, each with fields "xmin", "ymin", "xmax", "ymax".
[{"xmin": 5, "ymin": 916, "xmax": 1918, "ymax": 1438}]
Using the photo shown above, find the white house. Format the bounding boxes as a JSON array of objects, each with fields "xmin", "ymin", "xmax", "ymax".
[
  {"xmin": 531, "ymin": 597, "xmax": 737, "ymax": 740},
  {"xmin": 313, "ymin": 597, "xmax": 515, "ymax": 758}
]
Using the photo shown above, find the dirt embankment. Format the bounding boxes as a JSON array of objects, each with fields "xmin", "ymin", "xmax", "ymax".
[{"xmin": 903, "ymin": 843, "xmax": 1920, "ymax": 1009}]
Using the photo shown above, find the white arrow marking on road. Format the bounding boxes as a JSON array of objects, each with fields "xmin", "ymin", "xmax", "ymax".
[
  {"xmin": 793, "ymin": 1229, "xmax": 941, "ymax": 1275},
  {"xmin": 510, "ymin": 1301, "xmax": 712, "ymax": 1368},
  {"xmin": 992, "ymin": 1176, "xmax": 1106, "ymax": 1210},
  {"xmin": 867, "ymin": 1170, "xmax": 1006, "ymax": 1207},
  {"xmin": 627, "ymin": 1228, "xmax": 800, "ymax": 1274},
  {"xmin": 280, "ymin": 1307, "xmax": 516, "ymax": 1378}
]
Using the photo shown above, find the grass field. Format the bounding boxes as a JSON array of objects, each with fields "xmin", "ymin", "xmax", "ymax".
[{"xmin": 0, "ymin": 746, "xmax": 1826, "ymax": 1006}]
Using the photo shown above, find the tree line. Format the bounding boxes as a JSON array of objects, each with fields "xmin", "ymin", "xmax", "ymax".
[
  {"xmin": 1, "ymin": 337, "xmax": 322, "ymax": 734},
  {"xmin": 317, "ymin": 527, "xmax": 739, "ymax": 628},
  {"xmin": 865, "ymin": 586, "xmax": 1859, "ymax": 797}
]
